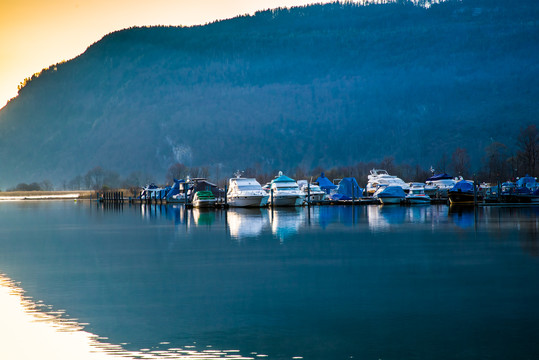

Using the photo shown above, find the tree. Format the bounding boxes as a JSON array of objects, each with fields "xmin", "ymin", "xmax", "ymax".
[
  {"xmin": 84, "ymin": 166, "xmax": 105, "ymax": 190},
  {"xmin": 436, "ymin": 152, "xmax": 449, "ymax": 174},
  {"xmin": 516, "ymin": 124, "xmax": 539, "ymax": 176},
  {"xmin": 40, "ymin": 179, "xmax": 54, "ymax": 191},
  {"xmin": 166, "ymin": 163, "xmax": 189, "ymax": 183},
  {"xmin": 450, "ymin": 147, "xmax": 470, "ymax": 178},
  {"xmin": 482, "ymin": 142, "xmax": 508, "ymax": 182}
]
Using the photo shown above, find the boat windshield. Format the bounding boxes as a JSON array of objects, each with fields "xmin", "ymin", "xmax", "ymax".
[
  {"xmin": 276, "ymin": 186, "xmax": 299, "ymax": 190},
  {"xmin": 238, "ymin": 185, "xmax": 262, "ymax": 191}
]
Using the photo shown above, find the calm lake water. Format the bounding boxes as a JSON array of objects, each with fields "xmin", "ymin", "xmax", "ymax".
[{"xmin": 0, "ymin": 202, "xmax": 538, "ymax": 360}]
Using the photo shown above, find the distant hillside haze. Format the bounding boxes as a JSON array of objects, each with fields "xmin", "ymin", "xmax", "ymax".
[{"xmin": 0, "ymin": 0, "xmax": 538, "ymax": 188}]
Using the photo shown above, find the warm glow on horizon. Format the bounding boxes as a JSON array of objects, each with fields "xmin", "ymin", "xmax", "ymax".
[{"xmin": 0, "ymin": 0, "xmax": 333, "ymax": 109}]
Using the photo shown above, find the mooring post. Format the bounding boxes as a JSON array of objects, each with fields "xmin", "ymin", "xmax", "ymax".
[
  {"xmin": 270, "ymin": 188, "xmax": 274, "ymax": 208},
  {"xmin": 224, "ymin": 185, "xmax": 228, "ymax": 207},
  {"xmin": 352, "ymin": 184, "xmax": 355, "ymax": 206},
  {"xmin": 473, "ymin": 180, "xmax": 478, "ymax": 206},
  {"xmin": 307, "ymin": 184, "xmax": 311, "ymax": 207}
]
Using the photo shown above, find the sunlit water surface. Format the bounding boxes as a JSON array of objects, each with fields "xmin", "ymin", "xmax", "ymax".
[{"xmin": 0, "ymin": 202, "xmax": 538, "ymax": 360}]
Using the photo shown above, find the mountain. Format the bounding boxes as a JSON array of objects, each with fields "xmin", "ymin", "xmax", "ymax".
[{"xmin": 0, "ymin": 0, "xmax": 538, "ymax": 188}]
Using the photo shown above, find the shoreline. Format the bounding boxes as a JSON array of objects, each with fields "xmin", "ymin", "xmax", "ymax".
[{"xmin": 0, "ymin": 190, "xmax": 96, "ymax": 201}]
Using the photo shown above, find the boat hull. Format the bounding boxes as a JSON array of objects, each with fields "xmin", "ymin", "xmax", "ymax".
[
  {"xmin": 228, "ymin": 195, "xmax": 268, "ymax": 208},
  {"xmin": 448, "ymin": 192, "xmax": 476, "ymax": 205},
  {"xmin": 378, "ymin": 197, "xmax": 403, "ymax": 204},
  {"xmin": 406, "ymin": 197, "xmax": 431, "ymax": 204},
  {"xmin": 192, "ymin": 199, "xmax": 216, "ymax": 208},
  {"xmin": 269, "ymin": 195, "xmax": 304, "ymax": 207}
]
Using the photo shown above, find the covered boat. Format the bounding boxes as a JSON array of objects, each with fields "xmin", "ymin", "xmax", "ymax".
[
  {"xmin": 140, "ymin": 183, "xmax": 167, "ymax": 200},
  {"xmin": 331, "ymin": 177, "xmax": 363, "ymax": 200},
  {"xmin": 166, "ymin": 179, "xmax": 186, "ymax": 202},
  {"xmin": 315, "ymin": 173, "xmax": 338, "ymax": 194},
  {"xmin": 425, "ymin": 173, "xmax": 457, "ymax": 197},
  {"xmin": 374, "ymin": 185, "xmax": 406, "ymax": 204},
  {"xmin": 448, "ymin": 180, "xmax": 477, "ymax": 205},
  {"xmin": 500, "ymin": 176, "xmax": 539, "ymax": 203}
]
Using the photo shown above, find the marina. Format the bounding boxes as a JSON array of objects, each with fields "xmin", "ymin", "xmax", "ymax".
[{"xmin": 90, "ymin": 169, "xmax": 539, "ymax": 208}]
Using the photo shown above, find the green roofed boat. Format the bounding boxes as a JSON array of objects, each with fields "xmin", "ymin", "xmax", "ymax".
[{"xmin": 192, "ymin": 190, "xmax": 216, "ymax": 208}]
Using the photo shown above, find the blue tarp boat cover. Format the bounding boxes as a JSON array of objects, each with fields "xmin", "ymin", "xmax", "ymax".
[
  {"xmin": 331, "ymin": 177, "xmax": 363, "ymax": 200},
  {"xmin": 516, "ymin": 176, "xmax": 536, "ymax": 188},
  {"xmin": 426, "ymin": 173, "xmax": 453, "ymax": 181},
  {"xmin": 166, "ymin": 179, "xmax": 184, "ymax": 198},
  {"xmin": 377, "ymin": 185, "xmax": 406, "ymax": 198},
  {"xmin": 450, "ymin": 180, "xmax": 474, "ymax": 193},
  {"xmin": 316, "ymin": 173, "xmax": 337, "ymax": 193}
]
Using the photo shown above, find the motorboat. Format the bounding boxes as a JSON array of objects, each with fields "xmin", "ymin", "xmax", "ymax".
[
  {"xmin": 297, "ymin": 180, "xmax": 326, "ymax": 201},
  {"xmin": 425, "ymin": 173, "xmax": 457, "ymax": 197},
  {"xmin": 448, "ymin": 180, "xmax": 478, "ymax": 205},
  {"xmin": 407, "ymin": 182, "xmax": 437, "ymax": 197},
  {"xmin": 405, "ymin": 184, "xmax": 431, "ymax": 204},
  {"xmin": 165, "ymin": 179, "xmax": 187, "ymax": 203},
  {"xmin": 186, "ymin": 177, "xmax": 222, "ymax": 204},
  {"xmin": 330, "ymin": 177, "xmax": 364, "ymax": 200},
  {"xmin": 500, "ymin": 176, "xmax": 539, "ymax": 203},
  {"xmin": 366, "ymin": 169, "xmax": 410, "ymax": 194},
  {"xmin": 373, "ymin": 185, "xmax": 406, "ymax": 204},
  {"xmin": 267, "ymin": 171, "xmax": 305, "ymax": 207},
  {"xmin": 227, "ymin": 174, "xmax": 269, "ymax": 207},
  {"xmin": 140, "ymin": 183, "xmax": 167, "ymax": 200},
  {"xmin": 192, "ymin": 190, "xmax": 216, "ymax": 208}
]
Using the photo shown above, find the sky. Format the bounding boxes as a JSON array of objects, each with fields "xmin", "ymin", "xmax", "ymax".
[{"xmin": 0, "ymin": 0, "xmax": 333, "ymax": 109}]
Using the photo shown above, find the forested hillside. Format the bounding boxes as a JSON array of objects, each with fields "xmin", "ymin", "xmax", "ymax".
[{"xmin": 0, "ymin": 0, "xmax": 538, "ymax": 188}]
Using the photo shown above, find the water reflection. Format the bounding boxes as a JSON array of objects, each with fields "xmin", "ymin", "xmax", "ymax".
[
  {"xmin": 448, "ymin": 205, "xmax": 476, "ymax": 229},
  {"xmin": 227, "ymin": 208, "xmax": 269, "ymax": 240},
  {"xmin": 269, "ymin": 207, "xmax": 305, "ymax": 241},
  {"xmin": 4, "ymin": 202, "xmax": 538, "ymax": 360},
  {"xmin": 0, "ymin": 273, "xmax": 256, "ymax": 360},
  {"xmin": 367, "ymin": 205, "xmax": 406, "ymax": 231}
]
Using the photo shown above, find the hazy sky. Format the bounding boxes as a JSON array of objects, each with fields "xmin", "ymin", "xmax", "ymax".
[{"xmin": 0, "ymin": 0, "xmax": 332, "ymax": 109}]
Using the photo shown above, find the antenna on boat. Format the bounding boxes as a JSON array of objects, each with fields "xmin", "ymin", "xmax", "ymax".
[
  {"xmin": 278, "ymin": 171, "xmax": 283, "ymax": 177},
  {"xmin": 430, "ymin": 166, "xmax": 435, "ymax": 175},
  {"xmin": 234, "ymin": 170, "xmax": 243, "ymax": 178}
]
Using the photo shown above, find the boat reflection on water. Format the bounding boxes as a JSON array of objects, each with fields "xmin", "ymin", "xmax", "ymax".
[
  {"xmin": 227, "ymin": 208, "xmax": 269, "ymax": 240},
  {"xmin": 191, "ymin": 208, "xmax": 217, "ymax": 226},
  {"xmin": 2, "ymin": 202, "xmax": 539, "ymax": 360},
  {"xmin": 367, "ymin": 205, "xmax": 406, "ymax": 231},
  {"xmin": 269, "ymin": 207, "xmax": 306, "ymax": 241},
  {"xmin": 448, "ymin": 204, "xmax": 476, "ymax": 229}
]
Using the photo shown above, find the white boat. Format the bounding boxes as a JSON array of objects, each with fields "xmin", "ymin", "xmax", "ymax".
[
  {"xmin": 425, "ymin": 173, "xmax": 458, "ymax": 197},
  {"xmin": 409, "ymin": 182, "xmax": 437, "ymax": 197},
  {"xmin": 405, "ymin": 184, "xmax": 431, "ymax": 204},
  {"xmin": 140, "ymin": 183, "xmax": 167, "ymax": 200},
  {"xmin": 366, "ymin": 169, "xmax": 410, "ymax": 194},
  {"xmin": 373, "ymin": 185, "xmax": 406, "ymax": 204},
  {"xmin": 297, "ymin": 180, "xmax": 326, "ymax": 201},
  {"xmin": 267, "ymin": 171, "xmax": 305, "ymax": 207},
  {"xmin": 192, "ymin": 190, "xmax": 216, "ymax": 208},
  {"xmin": 227, "ymin": 174, "xmax": 268, "ymax": 207}
]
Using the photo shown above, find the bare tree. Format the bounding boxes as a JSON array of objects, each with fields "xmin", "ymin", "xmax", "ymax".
[
  {"xmin": 166, "ymin": 163, "xmax": 189, "ymax": 183},
  {"xmin": 450, "ymin": 147, "xmax": 470, "ymax": 178},
  {"xmin": 517, "ymin": 124, "xmax": 539, "ymax": 176},
  {"xmin": 482, "ymin": 142, "xmax": 508, "ymax": 182}
]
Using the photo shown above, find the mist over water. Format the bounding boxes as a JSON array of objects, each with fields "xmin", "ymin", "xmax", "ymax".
[{"xmin": 0, "ymin": 202, "xmax": 538, "ymax": 359}]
